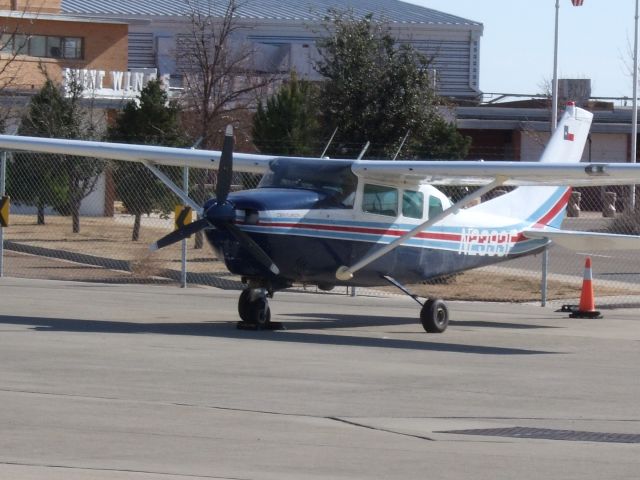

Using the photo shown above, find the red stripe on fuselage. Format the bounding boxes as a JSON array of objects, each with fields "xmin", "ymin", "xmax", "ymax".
[
  {"xmin": 530, "ymin": 188, "xmax": 571, "ymax": 229},
  {"xmin": 249, "ymin": 220, "xmax": 529, "ymax": 244},
  {"xmin": 240, "ymin": 188, "xmax": 571, "ymax": 244}
]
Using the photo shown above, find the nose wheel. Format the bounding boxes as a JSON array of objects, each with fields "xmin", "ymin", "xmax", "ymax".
[{"xmin": 237, "ymin": 288, "xmax": 280, "ymax": 330}]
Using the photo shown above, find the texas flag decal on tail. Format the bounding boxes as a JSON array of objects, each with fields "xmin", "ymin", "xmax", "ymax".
[{"xmin": 564, "ymin": 125, "xmax": 575, "ymax": 141}]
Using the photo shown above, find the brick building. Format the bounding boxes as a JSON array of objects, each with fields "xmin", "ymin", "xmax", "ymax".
[{"xmin": 0, "ymin": 0, "xmax": 128, "ymax": 93}]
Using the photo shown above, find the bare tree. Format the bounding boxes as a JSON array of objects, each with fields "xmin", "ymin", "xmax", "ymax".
[
  {"xmin": 178, "ymin": 0, "xmax": 273, "ymax": 146},
  {"xmin": 177, "ymin": 0, "xmax": 275, "ymax": 247},
  {"xmin": 0, "ymin": 7, "xmax": 35, "ymax": 128}
]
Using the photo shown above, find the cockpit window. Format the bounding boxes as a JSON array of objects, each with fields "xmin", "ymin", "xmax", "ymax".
[
  {"xmin": 362, "ymin": 184, "xmax": 398, "ymax": 216},
  {"xmin": 258, "ymin": 159, "xmax": 357, "ymax": 208},
  {"xmin": 402, "ymin": 190, "xmax": 424, "ymax": 219},
  {"xmin": 429, "ymin": 195, "xmax": 443, "ymax": 219}
]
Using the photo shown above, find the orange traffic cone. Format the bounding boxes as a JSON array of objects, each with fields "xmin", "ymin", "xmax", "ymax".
[{"xmin": 569, "ymin": 257, "xmax": 603, "ymax": 319}]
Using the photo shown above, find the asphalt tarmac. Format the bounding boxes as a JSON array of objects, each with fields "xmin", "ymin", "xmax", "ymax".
[{"xmin": 1, "ymin": 277, "xmax": 639, "ymax": 479}]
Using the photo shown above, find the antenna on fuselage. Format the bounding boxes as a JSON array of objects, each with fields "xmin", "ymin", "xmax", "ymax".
[
  {"xmin": 357, "ymin": 141, "xmax": 370, "ymax": 160},
  {"xmin": 392, "ymin": 130, "xmax": 411, "ymax": 161},
  {"xmin": 190, "ymin": 136, "xmax": 204, "ymax": 150},
  {"xmin": 320, "ymin": 127, "xmax": 339, "ymax": 158}
]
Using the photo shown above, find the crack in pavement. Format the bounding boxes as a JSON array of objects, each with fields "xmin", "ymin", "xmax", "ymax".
[
  {"xmin": 0, "ymin": 461, "xmax": 251, "ymax": 479},
  {"xmin": 0, "ymin": 387, "xmax": 437, "ymax": 444},
  {"xmin": 5, "ymin": 387, "xmax": 639, "ymax": 446},
  {"xmin": 327, "ymin": 417, "xmax": 434, "ymax": 441}
]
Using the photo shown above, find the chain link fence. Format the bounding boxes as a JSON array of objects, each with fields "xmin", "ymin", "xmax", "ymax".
[{"xmin": 2, "ymin": 151, "xmax": 640, "ymax": 307}]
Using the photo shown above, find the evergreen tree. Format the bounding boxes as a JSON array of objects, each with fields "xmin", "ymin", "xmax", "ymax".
[
  {"xmin": 9, "ymin": 80, "xmax": 103, "ymax": 231},
  {"xmin": 252, "ymin": 73, "xmax": 320, "ymax": 156},
  {"xmin": 108, "ymin": 79, "xmax": 187, "ymax": 241},
  {"xmin": 315, "ymin": 10, "xmax": 470, "ymax": 160}
]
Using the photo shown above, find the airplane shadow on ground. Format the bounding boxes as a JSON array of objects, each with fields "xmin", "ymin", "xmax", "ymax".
[
  {"xmin": 281, "ymin": 313, "xmax": 562, "ymax": 331},
  {"xmin": 0, "ymin": 313, "xmax": 560, "ymax": 356}
]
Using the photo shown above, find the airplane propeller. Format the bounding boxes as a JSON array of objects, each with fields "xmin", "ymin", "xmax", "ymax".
[{"xmin": 150, "ymin": 125, "xmax": 280, "ymax": 276}]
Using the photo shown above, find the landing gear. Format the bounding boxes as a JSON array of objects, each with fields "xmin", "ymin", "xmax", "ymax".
[
  {"xmin": 237, "ymin": 288, "xmax": 275, "ymax": 330},
  {"xmin": 420, "ymin": 298, "xmax": 449, "ymax": 333},
  {"xmin": 381, "ymin": 275, "xmax": 449, "ymax": 333}
]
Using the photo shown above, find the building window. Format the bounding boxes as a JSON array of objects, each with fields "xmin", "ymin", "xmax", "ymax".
[
  {"xmin": 29, "ymin": 36, "xmax": 46, "ymax": 57},
  {"xmin": 0, "ymin": 34, "xmax": 83, "ymax": 59},
  {"xmin": 61, "ymin": 37, "xmax": 82, "ymax": 59}
]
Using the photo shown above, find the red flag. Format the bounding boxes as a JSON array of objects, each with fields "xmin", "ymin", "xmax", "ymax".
[
  {"xmin": 564, "ymin": 125, "xmax": 575, "ymax": 141},
  {"xmin": 571, "ymin": 0, "xmax": 584, "ymax": 5}
]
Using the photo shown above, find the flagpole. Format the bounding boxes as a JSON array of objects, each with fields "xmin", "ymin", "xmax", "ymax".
[
  {"xmin": 631, "ymin": 0, "xmax": 639, "ymax": 212},
  {"xmin": 543, "ymin": 0, "xmax": 560, "ymax": 308},
  {"xmin": 552, "ymin": 0, "xmax": 560, "ymax": 130}
]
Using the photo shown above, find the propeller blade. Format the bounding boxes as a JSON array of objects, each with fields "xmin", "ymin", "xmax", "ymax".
[
  {"xmin": 216, "ymin": 125, "xmax": 234, "ymax": 204},
  {"xmin": 223, "ymin": 223, "xmax": 280, "ymax": 275},
  {"xmin": 150, "ymin": 218, "xmax": 210, "ymax": 251}
]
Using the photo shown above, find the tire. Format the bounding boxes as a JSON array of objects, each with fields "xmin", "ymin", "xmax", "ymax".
[
  {"xmin": 248, "ymin": 297, "xmax": 271, "ymax": 327},
  {"xmin": 238, "ymin": 289, "xmax": 252, "ymax": 322},
  {"xmin": 420, "ymin": 299, "xmax": 449, "ymax": 333}
]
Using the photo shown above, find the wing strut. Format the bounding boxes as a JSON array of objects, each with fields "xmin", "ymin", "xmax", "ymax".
[
  {"xmin": 144, "ymin": 161, "xmax": 203, "ymax": 215},
  {"xmin": 335, "ymin": 176, "xmax": 508, "ymax": 281}
]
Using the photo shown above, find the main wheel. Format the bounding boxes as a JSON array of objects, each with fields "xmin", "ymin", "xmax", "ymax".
[
  {"xmin": 238, "ymin": 289, "xmax": 252, "ymax": 322},
  {"xmin": 247, "ymin": 297, "xmax": 271, "ymax": 327},
  {"xmin": 420, "ymin": 298, "xmax": 449, "ymax": 333}
]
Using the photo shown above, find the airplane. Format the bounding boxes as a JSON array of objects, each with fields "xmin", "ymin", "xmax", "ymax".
[{"xmin": 2, "ymin": 102, "xmax": 640, "ymax": 333}]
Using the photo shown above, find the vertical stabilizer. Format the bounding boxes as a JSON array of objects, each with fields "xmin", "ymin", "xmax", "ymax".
[
  {"xmin": 538, "ymin": 102, "xmax": 593, "ymax": 164},
  {"xmin": 471, "ymin": 103, "xmax": 593, "ymax": 228}
]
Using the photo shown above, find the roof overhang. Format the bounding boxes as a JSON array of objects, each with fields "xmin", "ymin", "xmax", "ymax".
[{"xmin": 0, "ymin": 10, "xmax": 128, "ymax": 25}]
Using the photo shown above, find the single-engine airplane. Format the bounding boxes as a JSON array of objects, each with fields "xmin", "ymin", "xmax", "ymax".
[{"xmin": 2, "ymin": 103, "xmax": 640, "ymax": 333}]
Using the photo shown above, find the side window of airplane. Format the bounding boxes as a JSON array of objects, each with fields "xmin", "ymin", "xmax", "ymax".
[
  {"xmin": 428, "ymin": 195, "xmax": 444, "ymax": 219},
  {"xmin": 402, "ymin": 190, "xmax": 424, "ymax": 219},
  {"xmin": 362, "ymin": 184, "xmax": 398, "ymax": 216}
]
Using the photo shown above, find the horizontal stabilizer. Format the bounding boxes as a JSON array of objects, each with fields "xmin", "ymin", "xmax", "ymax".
[{"xmin": 523, "ymin": 229, "xmax": 640, "ymax": 250}]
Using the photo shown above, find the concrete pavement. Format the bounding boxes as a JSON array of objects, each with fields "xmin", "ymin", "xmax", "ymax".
[{"xmin": 1, "ymin": 277, "xmax": 639, "ymax": 479}]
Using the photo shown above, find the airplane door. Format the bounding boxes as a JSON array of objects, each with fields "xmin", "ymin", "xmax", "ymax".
[{"xmin": 357, "ymin": 183, "xmax": 400, "ymax": 273}]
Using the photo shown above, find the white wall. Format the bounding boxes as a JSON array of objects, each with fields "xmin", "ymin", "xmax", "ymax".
[{"xmin": 11, "ymin": 172, "xmax": 107, "ymax": 217}]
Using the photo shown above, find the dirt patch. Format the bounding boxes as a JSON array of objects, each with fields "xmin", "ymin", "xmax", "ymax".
[
  {"xmin": 4, "ymin": 214, "xmax": 225, "ymax": 279},
  {"xmin": 376, "ymin": 270, "xmax": 622, "ymax": 302}
]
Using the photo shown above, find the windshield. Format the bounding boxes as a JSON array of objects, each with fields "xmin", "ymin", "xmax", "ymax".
[{"xmin": 258, "ymin": 159, "xmax": 358, "ymax": 208}]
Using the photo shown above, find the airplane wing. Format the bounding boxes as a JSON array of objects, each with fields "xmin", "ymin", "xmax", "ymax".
[
  {"xmin": 0, "ymin": 135, "xmax": 275, "ymax": 174},
  {"xmin": 523, "ymin": 229, "xmax": 640, "ymax": 250},
  {"xmin": 351, "ymin": 161, "xmax": 640, "ymax": 187},
  {"xmin": 0, "ymin": 104, "xmax": 637, "ymax": 188},
  {"xmin": 1, "ymin": 134, "xmax": 639, "ymax": 187},
  {"xmin": 351, "ymin": 103, "xmax": 636, "ymax": 187}
]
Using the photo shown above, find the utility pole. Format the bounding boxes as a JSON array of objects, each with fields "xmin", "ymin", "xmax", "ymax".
[
  {"xmin": 630, "ymin": 0, "xmax": 639, "ymax": 212},
  {"xmin": 542, "ymin": 0, "xmax": 561, "ymax": 307},
  {"xmin": 0, "ymin": 151, "xmax": 6, "ymax": 277}
]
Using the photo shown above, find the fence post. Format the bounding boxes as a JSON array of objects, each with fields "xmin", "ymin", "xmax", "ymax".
[
  {"xmin": 567, "ymin": 191, "xmax": 581, "ymax": 217},
  {"xmin": 603, "ymin": 191, "xmax": 617, "ymax": 217},
  {"xmin": 0, "ymin": 151, "xmax": 6, "ymax": 278},
  {"xmin": 181, "ymin": 166, "xmax": 189, "ymax": 288},
  {"xmin": 541, "ymin": 247, "xmax": 548, "ymax": 307}
]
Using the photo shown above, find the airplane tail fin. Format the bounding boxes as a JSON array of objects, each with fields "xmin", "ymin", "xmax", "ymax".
[{"xmin": 472, "ymin": 103, "xmax": 593, "ymax": 229}]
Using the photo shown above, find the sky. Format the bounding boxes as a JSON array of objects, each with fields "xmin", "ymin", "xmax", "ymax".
[{"xmin": 403, "ymin": 0, "xmax": 637, "ymax": 99}]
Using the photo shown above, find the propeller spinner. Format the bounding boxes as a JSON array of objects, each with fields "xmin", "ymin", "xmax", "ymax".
[{"xmin": 150, "ymin": 125, "xmax": 280, "ymax": 276}]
